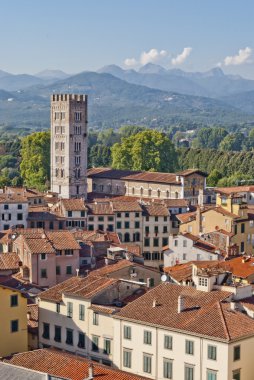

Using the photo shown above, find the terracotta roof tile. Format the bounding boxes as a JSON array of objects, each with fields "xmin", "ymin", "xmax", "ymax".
[
  {"xmin": 4, "ymin": 348, "xmax": 149, "ymax": 380},
  {"xmin": 115, "ymin": 282, "xmax": 254, "ymax": 341},
  {"xmin": 45, "ymin": 231, "xmax": 81, "ymax": 250},
  {"xmin": 27, "ymin": 304, "xmax": 38, "ymax": 332},
  {"xmin": 216, "ymin": 186, "xmax": 254, "ymax": 194},
  {"xmin": 0, "ymin": 253, "xmax": 20, "ymax": 270},
  {"xmin": 61, "ymin": 198, "xmax": 87, "ymax": 211},
  {"xmin": 122, "ymin": 171, "xmax": 180, "ymax": 185},
  {"xmin": 142, "ymin": 203, "xmax": 169, "ymax": 217},
  {"xmin": 176, "ymin": 169, "xmax": 207, "ymax": 177},
  {"xmin": 39, "ymin": 275, "xmax": 117, "ymax": 302},
  {"xmin": 87, "ymin": 203, "xmax": 113, "ymax": 215},
  {"xmin": 112, "ymin": 201, "xmax": 142, "ymax": 212}
]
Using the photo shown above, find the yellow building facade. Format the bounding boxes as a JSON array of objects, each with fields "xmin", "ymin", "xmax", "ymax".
[{"xmin": 0, "ymin": 285, "xmax": 28, "ymax": 357}]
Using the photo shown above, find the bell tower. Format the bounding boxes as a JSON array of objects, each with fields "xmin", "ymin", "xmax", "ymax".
[{"xmin": 50, "ymin": 94, "xmax": 88, "ymax": 198}]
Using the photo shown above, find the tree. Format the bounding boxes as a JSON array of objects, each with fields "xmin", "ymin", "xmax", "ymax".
[
  {"xmin": 119, "ymin": 125, "xmax": 146, "ymax": 138},
  {"xmin": 192, "ymin": 127, "xmax": 228, "ymax": 149},
  {"xmin": 111, "ymin": 130, "xmax": 178, "ymax": 172},
  {"xmin": 207, "ymin": 169, "xmax": 223, "ymax": 187},
  {"xmin": 219, "ymin": 133, "xmax": 245, "ymax": 151},
  {"xmin": 88, "ymin": 144, "xmax": 112, "ymax": 167},
  {"xmin": 97, "ymin": 128, "xmax": 120, "ymax": 146},
  {"xmin": 20, "ymin": 131, "xmax": 50, "ymax": 190}
]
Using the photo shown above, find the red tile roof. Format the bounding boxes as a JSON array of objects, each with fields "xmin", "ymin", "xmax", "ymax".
[
  {"xmin": 122, "ymin": 171, "xmax": 180, "ymax": 185},
  {"xmin": 45, "ymin": 231, "xmax": 81, "ymax": 250},
  {"xmin": 87, "ymin": 203, "xmax": 114, "ymax": 215},
  {"xmin": 112, "ymin": 201, "xmax": 142, "ymax": 212},
  {"xmin": 115, "ymin": 282, "xmax": 254, "ymax": 341},
  {"xmin": 4, "ymin": 348, "xmax": 149, "ymax": 380},
  {"xmin": 0, "ymin": 253, "xmax": 20, "ymax": 270},
  {"xmin": 216, "ymin": 186, "xmax": 254, "ymax": 195},
  {"xmin": 39, "ymin": 275, "xmax": 118, "ymax": 302},
  {"xmin": 142, "ymin": 203, "xmax": 169, "ymax": 217},
  {"xmin": 27, "ymin": 304, "xmax": 38, "ymax": 332},
  {"xmin": 176, "ymin": 169, "xmax": 207, "ymax": 177},
  {"xmin": 61, "ymin": 198, "xmax": 87, "ymax": 211}
]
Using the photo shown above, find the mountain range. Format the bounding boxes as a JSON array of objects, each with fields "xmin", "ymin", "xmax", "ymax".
[{"xmin": 0, "ymin": 64, "xmax": 254, "ymax": 131}]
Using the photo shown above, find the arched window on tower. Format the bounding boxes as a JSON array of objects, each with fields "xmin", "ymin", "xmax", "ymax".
[
  {"xmin": 166, "ymin": 190, "xmax": 170, "ymax": 198},
  {"xmin": 124, "ymin": 233, "xmax": 130, "ymax": 242},
  {"xmin": 61, "ymin": 169, "xmax": 64, "ymax": 178},
  {"xmin": 157, "ymin": 189, "xmax": 161, "ymax": 198},
  {"xmin": 55, "ymin": 168, "xmax": 59, "ymax": 177}
]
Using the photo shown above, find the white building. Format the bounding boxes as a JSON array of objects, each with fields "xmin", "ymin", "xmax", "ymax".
[
  {"xmin": 163, "ymin": 233, "xmax": 223, "ymax": 268},
  {"xmin": 113, "ymin": 282, "xmax": 254, "ymax": 380},
  {"xmin": 0, "ymin": 193, "xmax": 28, "ymax": 230}
]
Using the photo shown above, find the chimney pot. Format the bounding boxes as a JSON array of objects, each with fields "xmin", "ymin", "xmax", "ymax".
[
  {"xmin": 178, "ymin": 295, "xmax": 184, "ymax": 313},
  {"xmin": 88, "ymin": 363, "xmax": 94, "ymax": 379},
  {"xmin": 152, "ymin": 298, "xmax": 157, "ymax": 308}
]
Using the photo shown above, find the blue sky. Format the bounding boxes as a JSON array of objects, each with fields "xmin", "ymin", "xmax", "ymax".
[{"xmin": 1, "ymin": 0, "xmax": 254, "ymax": 78}]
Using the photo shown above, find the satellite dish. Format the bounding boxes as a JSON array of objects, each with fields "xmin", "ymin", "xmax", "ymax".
[{"xmin": 161, "ymin": 274, "xmax": 167, "ymax": 282}]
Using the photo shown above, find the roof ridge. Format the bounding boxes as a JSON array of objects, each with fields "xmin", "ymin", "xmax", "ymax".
[{"xmin": 217, "ymin": 301, "xmax": 230, "ymax": 341}]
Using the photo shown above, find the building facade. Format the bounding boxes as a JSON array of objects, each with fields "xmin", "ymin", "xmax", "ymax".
[{"xmin": 51, "ymin": 94, "xmax": 88, "ymax": 199}]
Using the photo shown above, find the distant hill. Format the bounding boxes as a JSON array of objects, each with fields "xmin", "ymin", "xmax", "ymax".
[
  {"xmin": 220, "ymin": 90, "xmax": 254, "ymax": 114},
  {"xmin": 98, "ymin": 64, "xmax": 254, "ymax": 98},
  {"xmin": 0, "ymin": 71, "xmax": 252, "ymax": 130},
  {"xmin": 35, "ymin": 69, "xmax": 70, "ymax": 81}
]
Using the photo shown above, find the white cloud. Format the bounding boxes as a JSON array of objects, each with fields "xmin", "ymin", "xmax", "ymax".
[
  {"xmin": 124, "ymin": 58, "xmax": 138, "ymax": 67},
  {"xmin": 140, "ymin": 48, "xmax": 167, "ymax": 65},
  {"xmin": 171, "ymin": 47, "xmax": 192, "ymax": 66},
  {"xmin": 223, "ymin": 47, "xmax": 252, "ymax": 66}
]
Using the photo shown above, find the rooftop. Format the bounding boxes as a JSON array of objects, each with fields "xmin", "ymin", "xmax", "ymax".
[
  {"xmin": 4, "ymin": 348, "xmax": 149, "ymax": 380},
  {"xmin": 115, "ymin": 282, "xmax": 254, "ymax": 341},
  {"xmin": 0, "ymin": 252, "xmax": 20, "ymax": 270}
]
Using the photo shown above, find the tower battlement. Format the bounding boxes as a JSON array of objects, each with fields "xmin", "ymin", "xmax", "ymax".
[{"xmin": 51, "ymin": 94, "xmax": 87, "ymax": 102}]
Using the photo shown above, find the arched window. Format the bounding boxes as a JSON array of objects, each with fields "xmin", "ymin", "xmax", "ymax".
[
  {"xmin": 175, "ymin": 192, "xmax": 179, "ymax": 199},
  {"xmin": 166, "ymin": 190, "xmax": 170, "ymax": 198},
  {"xmin": 148, "ymin": 188, "xmax": 152, "ymax": 197},
  {"xmin": 118, "ymin": 233, "xmax": 123, "ymax": 242},
  {"xmin": 61, "ymin": 169, "xmax": 64, "ymax": 178},
  {"xmin": 132, "ymin": 187, "xmax": 135, "ymax": 195},
  {"xmin": 140, "ymin": 187, "xmax": 144, "ymax": 196},
  {"xmin": 133, "ymin": 232, "xmax": 140, "ymax": 242},
  {"xmin": 157, "ymin": 189, "xmax": 161, "ymax": 198},
  {"xmin": 55, "ymin": 168, "xmax": 59, "ymax": 177},
  {"xmin": 124, "ymin": 233, "xmax": 130, "ymax": 242}
]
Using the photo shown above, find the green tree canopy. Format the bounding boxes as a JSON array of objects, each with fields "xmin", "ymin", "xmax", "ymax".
[
  {"xmin": 88, "ymin": 144, "xmax": 112, "ymax": 168},
  {"xmin": 219, "ymin": 132, "xmax": 245, "ymax": 151},
  {"xmin": 111, "ymin": 130, "xmax": 178, "ymax": 172},
  {"xmin": 20, "ymin": 131, "xmax": 50, "ymax": 190},
  {"xmin": 192, "ymin": 127, "xmax": 228, "ymax": 149}
]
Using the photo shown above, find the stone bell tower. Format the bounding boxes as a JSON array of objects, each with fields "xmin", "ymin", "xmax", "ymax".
[{"xmin": 50, "ymin": 94, "xmax": 88, "ymax": 198}]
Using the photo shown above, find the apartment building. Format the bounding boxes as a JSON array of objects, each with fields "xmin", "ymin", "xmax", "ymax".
[
  {"xmin": 164, "ymin": 232, "xmax": 224, "ymax": 268},
  {"xmin": 0, "ymin": 193, "xmax": 28, "ymax": 230},
  {"xmin": 113, "ymin": 282, "xmax": 254, "ymax": 380},
  {"xmin": 52, "ymin": 198, "xmax": 87, "ymax": 229},
  {"xmin": 38, "ymin": 274, "xmax": 148, "ymax": 365},
  {"xmin": 86, "ymin": 202, "xmax": 115, "ymax": 232},
  {"xmin": 0, "ymin": 285, "xmax": 28, "ymax": 357},
  {"xmin": 87, "ymin": 168, "xmax": 207, "ymax": 205},
  {"xmin": 12, "ymin": 229, "xmax": 80, "ymax": 287}
]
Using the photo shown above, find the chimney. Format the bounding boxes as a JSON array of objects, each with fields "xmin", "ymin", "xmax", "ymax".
[
  {"xmin": 105, "ymin": 258, "xmax": 109, "ymax": 266},
  {"xmin": 152, "ymin": 298, "xmax": 157, "ymax": 308},
  {"xmin": 88, "ymin": 363, "xmax": 94, "ymax": 379},
  {"xmin": 76, "ymin": 269, "xmax": 79, "ymax": 277},
  {"xmin": 178, "ymin": 295, "xmax": 185, "ymax": 313},
  {"xmin": 230, "ymin": 302, "xmax": 236, "ymax": 311}
]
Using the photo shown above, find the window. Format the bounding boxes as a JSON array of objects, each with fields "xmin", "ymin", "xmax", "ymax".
[
  {"xmin": 98, "ymin": 216, "xmax": 104, "ymax": 222},
  {"xmin": 41, "ymin": 269, "xmax": 47, "ymax": 278},
  {"xmin": 104, "ymin": 338, "xmax": 111, "ymax": 354},
  {"xmin": 66, "ymin": 328, "xmax": 73, "ymax": 345},
  {"xmin": 164, "ymin": 335, "xmax": 172, "ymax": 350},
  {"xmin": 74, "ymin": 112, "xmax": 82, "ymax": 121},
  {"xmin": 54, "ymin": 326, "xmax": 61, "ymax": 342},
  {"xmin": 67, "ymin": 302, "xmax": 73, "ymax": 318},
  {"xmin": 17, "ymin": 213, "xmax": 23, "ymax": 220},
  {"xmin": 11, "ymin": 319, "xmax": 19, "ymax": 333},
  {"xmin": 79, "ymin": 304, "xmax": 85, "ymax": 321},
  {"xmin": 183, "ymin": 253, "xmax": 187, "ymax": 260},
  {"xmin": 185, "ymin": 340, "xmax": 194, "ymax": 355},
  {"xmin": 68, "ymin": 211, "xmax": 72, "ymax": 217},
  {"xmin": 17, "ymin": 204, "xmax": 22, "ymax": 210},
  {"xmin": 183, "ymin": 240, "xmax": 187, "ymax": 247},
  {"xmin": 92, "ymin": 335, "xmax": 99, "ymax": 351},
  {"xmin": 125, "ymin": 212, "xmax": 129, "ymax": 218},
  {"xmin": 66, "ymin": 265, "xmax": 72, "ymax": 275},
  {"xmin": 124, "ymin": 233, "xmax": 130, "ymax": 242},
  {"xmin": 56, "ymin": 303, "xmax": 60, "ymax": 313},
  {"xmin": 108, "ymin": 216, "xmax": 114, "ymax": 222},
  {"xmin": 135, "ymin": 212, "xmax": 140, "ymax": 218},
  {"xmin": 4, "ymin": 204, "xmax": 8, "ymax": 210},
  {"xmin": 56, "ymin": 266, "xmax": 61, "ymax": 275},
  {"xmin": 40, "ymin": 253, "xmax": 46, "ymax": 260},
  {"xmin": 145, "ymin": 226, "xmax": 149, "ymax": 233},
  {"xmin": 155, "ymin": 216, "xmax": 159, "ymax": 222},
  {"xmin": 153, "ymin": 238, "xmax": 159, "ymax": 247},
  {"xmin": 241, "ymin": 223, "xmax": 245, "ymax": 233},
  {"xmin": 117, "ymin": 212, "xmax": 121, "ymax": 218},
  {"xmin": 163, "ymin": 359, "xmax": 173, "ymax": 379},
  {"xmin": 93, "ymin": 312, "xmax": 99, "ymax": 325},
  {"xmin": 240, "ymin": 242, "xmax": 245, "ymax": 252},
  {"xmin": 42, "ymin": 322, "xmax": 50, "ymax": 339},
  {"xmin": 144, "ymin": 330, "xmax": 152, "ymax": 345},
  {"xmin": 123, "ymin": 350, "xmax": 132, "ymax": 368},
  {"xmin": 65, "ymin": 249, "xmax": 73, "ymax": 256},
  {"xmin": 163, "ymin": 226, "xmax": 168, "ymax": 233},
  {"xmin": 10, "ymin": 294, "xmax": 18, "ymax": 307},
  {"xmin": 78, "ymin": 332, "xmax": 86, "ymax": 349},
  {"xmin": 234, "ymin": 345, "xmax": 240, "ymax": 361},
  {"xmin": 117, "ymin": 221, "xmax": 122, "ymax": 229},
  {"xmin": 207, "ymin": 370, "xmax": 217, "ymax": 380},
  {"xmin": 154, "ymin": 226, "xmax": 159, "ymax": 233},
  {"xmin": 124, "ymin": 325, "xmax": 131, "ymax": 340},
  {"xmin": 125, "ymin": 221, "xmax": 130, "ymax": 229},
  {"xmin": 198, "ymin": 277, "xmax": 208, "ymax": 287},
  {"xmin": 232, "ymin": 369, "xmax": 240, "ymax": 380},
  {"xmin": 143, "ymin": 354, "xmax": 152, "ymax": 374},
  {"xmin": 164, "ymin": 216, "xmax": 168, "ymax": 222},
  {"xmin": 185, "ymin": 365, "xmax": 194, "ymax": 380},
  {"xmin": 187, "ymin": 225, "xmax": 192, "ymax": 233},
  {"xmin": 208, "ymin": 345, "xmax": 217, "ymax": 360},
  {"xmin": 174, "ymin": 240, "xmax": 178, "ymax": 247},
  {"xmin": 135, "ymin": 221, "xmax": 140, "ymax": 228},
  {"xmin": 144, "ymin": 238, "xmax": 150, "ymax": 247}
]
